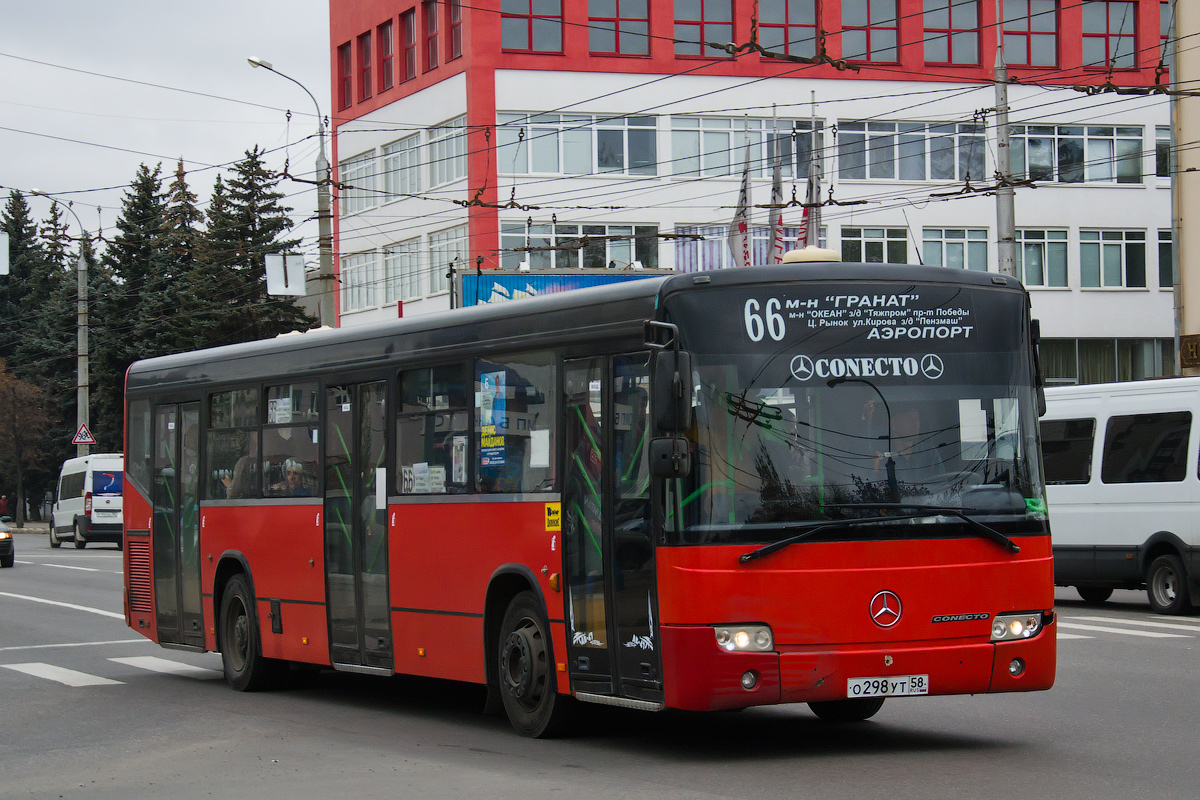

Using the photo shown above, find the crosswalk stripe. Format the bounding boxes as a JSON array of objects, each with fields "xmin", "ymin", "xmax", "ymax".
[
  {"xmin": 1, "ymin": 662, "xmax": 123, "ymax": 687},
  {"xmin": 1067, "ymin": 615, "xmax": 1200, "ymax": 633},
  {"xmin": 109, "ymin": 656, "xmax": 222, "ymax": 679},
  {"xmin": 1057, "ymin": 622, "xmax": 1189, "ymax": 638}
]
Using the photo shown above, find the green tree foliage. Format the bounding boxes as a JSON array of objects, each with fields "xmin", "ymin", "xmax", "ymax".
[
  {"xmin": 0, "ymin": 191, "xmax": 43, "ymax": 366},
  {"xmin": 0, "ymin": 358, "xmax": 51, "ymax": 527}
]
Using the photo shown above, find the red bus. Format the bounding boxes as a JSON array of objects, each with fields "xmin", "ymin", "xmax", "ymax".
[{"xmin": 122, "ymin": 253, "xmax": 1056, "ymax": 737}]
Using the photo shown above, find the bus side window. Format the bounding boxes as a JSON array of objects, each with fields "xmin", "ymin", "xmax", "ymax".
[
  {"xmin": 207, "ymin": 388, "xmax": 260, "ymax": 499},
  {"xmin": 475, "ymin": 352, "xmax": 557, "ymax": 494},
  {"xmin": 397, "ymin": 364, "xmax": 470, "ymax": 495}
]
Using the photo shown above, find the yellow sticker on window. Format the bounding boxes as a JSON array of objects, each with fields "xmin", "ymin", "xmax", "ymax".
[{"xmin": 545, "ymin": 502, "xmax": 561, "ymax": 532}]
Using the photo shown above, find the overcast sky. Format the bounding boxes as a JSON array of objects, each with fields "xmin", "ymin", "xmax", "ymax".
[{"xmin": 1, "ymin": 0, "xmax": 331, "ymax": 259}]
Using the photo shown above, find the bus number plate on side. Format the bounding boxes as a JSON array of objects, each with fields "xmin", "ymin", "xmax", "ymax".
[{"xmin": 847, "ymin": 675, "xmax": 929, "ymax": 697}]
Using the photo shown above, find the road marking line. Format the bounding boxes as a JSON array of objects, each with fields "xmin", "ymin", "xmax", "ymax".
[
  {"xmin": 1068, "ymin": 615, "xmax": 1200, "ymax": 633},
  {"xmin": 1056, "ymin": 633, "xmax": 1093, "ymax": 640},
  {"xmin": 109, "ymin": 656, "xmax": 222, "ymax": 680},
  {"xmin": 0, "ymin": 639, "xmax": 149, "ymax": 653},
  {"xmin": 1057, "ymin": 622, "xmax": 1188, "ymax": 638},
  {"xmin": 15, "ymin": 561, "xmax": 106, "ymax": 573},
  {"xmin": 0, "ymin": 591, "xmax": 123, "ymax": 620},
  {"xmin": 1, "ymin": 662, "xmax": 123, "ymax": 687}
]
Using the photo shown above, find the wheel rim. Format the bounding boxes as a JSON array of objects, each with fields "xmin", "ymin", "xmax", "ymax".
[
  {"xmin": 1152, "ymin": 566, "xmax": 1179, "ymax": 607},
  {"xmin": 225, "ymin": 598, "xmax": 249, "ymax": 672},
  {"xmin": 500, "ymin": 617, "xmax": 546, "ymax": 712}
]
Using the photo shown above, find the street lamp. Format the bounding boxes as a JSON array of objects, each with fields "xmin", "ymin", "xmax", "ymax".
[
  {"xmin": 247, "ymin": 56, "xmax": 335, "ymax": 328},
  {"xmin": 31, "ymin": 191, "xmax": 90, "ymax": 457}
]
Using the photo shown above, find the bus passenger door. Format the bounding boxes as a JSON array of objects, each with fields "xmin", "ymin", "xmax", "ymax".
[
  {"xmin": 152, "ymin": 401, "xmax": 204, "ymax": 647},
  {"xmin": 324, "ymin": 381, "xmax": 393, "ymax": 672},
  {"xmin": 563, "ymin": 355, "xmax": 661, "ymax": 703}
]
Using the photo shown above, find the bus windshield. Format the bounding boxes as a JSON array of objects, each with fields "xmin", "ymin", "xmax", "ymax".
[{"xmin": 664, "ymin": 280, "xmax": 1045, "ymax": 543}]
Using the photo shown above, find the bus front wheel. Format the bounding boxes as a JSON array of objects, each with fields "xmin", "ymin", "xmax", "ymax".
[
  {"xmin": 219, "ymin": 574, "xmax": 283, "ymax": 691},
  {"xmin": 1147, "ymin": 554, "xmax": 1191, "ymax": 615},
  {"xmin": 808, "ymin": 697, "xmax": 886, "ymax": 722},
  {"xmin": 497, "ymin": 591, "xmax": 569, "ymax": 738}
]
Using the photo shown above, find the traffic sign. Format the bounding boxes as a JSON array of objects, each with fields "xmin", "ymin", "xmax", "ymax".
[{"xmin": 72, "ymin": 424, "xmax": 97, "ymax": 445}]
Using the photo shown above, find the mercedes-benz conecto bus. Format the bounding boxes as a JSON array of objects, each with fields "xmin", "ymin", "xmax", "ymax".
[{"xmin": 123, "ymin": 250, "xmax": 1055, "ymax": 737}]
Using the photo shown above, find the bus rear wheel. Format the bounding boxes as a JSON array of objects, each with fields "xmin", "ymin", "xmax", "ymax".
[
  {"xmin": 497, "ymin": 591, "xmax": 569, "ymax": 738},
  {"xmin": 1147, "ymin": 555, "xmax": 1191, "ymax": 615},
  {"xmin": 220, "ymin": 574, "xmax": 283, "ymax": 691},
  {"xmin": 1077, "ymin": 587, "xmax": 1113, "ymax": 604},
  {"xmin": 808, "ymin": 697, "xmax": 886, "ymax": 722}
]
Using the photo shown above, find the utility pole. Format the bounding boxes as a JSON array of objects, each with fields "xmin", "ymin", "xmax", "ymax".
[
  {"xmin": 994, "ymin": 1, "xmax": 1016, "ymax": 278},
  {"xmin": 248, "ymin": 57, "xmax": 336, "ymax": 328}
]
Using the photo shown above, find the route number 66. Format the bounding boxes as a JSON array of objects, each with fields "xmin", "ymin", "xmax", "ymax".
[{"xmin": 744, "ymin": 298, "xmax": 786, "ymax": 342}]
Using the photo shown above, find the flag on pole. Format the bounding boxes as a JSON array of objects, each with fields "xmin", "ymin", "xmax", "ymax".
[
  {"xmin": 727, "ymin": 132, "xmax": 753, "ymax": 269},
  {"xmin": 803, "ymin": 126, "xmax": 822, "ymax": 248},
  {"xmin": 768, "ymin": 124, "xmax": 786, "ymax": 264}
]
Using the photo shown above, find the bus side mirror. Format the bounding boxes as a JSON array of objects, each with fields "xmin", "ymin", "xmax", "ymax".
[
  {"xmin": 1031, "ymin": 318, "xmax": 1047, "ymax": 417},
  {"xmin": 649, "ymin": 437, "xmax": 691, "ymax": 479},
  {"xmin": 652, "ymin": 350, "xmax": 694, "ymax": 432}
]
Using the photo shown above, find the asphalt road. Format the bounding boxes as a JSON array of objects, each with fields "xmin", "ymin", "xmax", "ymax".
[{"xmin": 2, "ymin": 527, "xmax": 1197, "ymax": 800}]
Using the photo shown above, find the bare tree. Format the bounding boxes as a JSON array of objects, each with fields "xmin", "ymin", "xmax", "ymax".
[{"xmin": 0, "ymin": 359, "xmax": 51, "ymax": 527}]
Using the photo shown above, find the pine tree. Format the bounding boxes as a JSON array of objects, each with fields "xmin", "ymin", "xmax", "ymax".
[
  {"xmin": 201, "ymin": 147, "xmax": 314, "ymax": 345},
  {"xmin": 0, "ymin": 191, "xmax": 44, "ymax": 368}
]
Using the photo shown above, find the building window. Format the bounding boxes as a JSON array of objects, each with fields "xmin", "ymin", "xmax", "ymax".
[
  {"xmin": 924, "ymin": 0, "xmax": 979, "ymax": 65},
  {"xmin": 428, "ymin": 116, "xmax": 468, "ymax": 187},
  {"xmin": 382, "ymin": 134, "xmax": 422, "ymax": 199},
  {"xmin": 502, "ymin": 0, "xmax": 563, "ymax": 52},
  {"xmin": 378, "ymin": 20, "xmax": 394, "ymax": 93},
  {"xmin": 337, "ymin": 42, "xmax": 352, "ymax": 109},
  {"xmin": 1080, "ymin": 230, "xmax": 1146, "ymax": 288},
  {"xmin": 841, "ymin": 228, "xmax": 907, "ymax": 263},
  {"xmin": 357, "ymin": 32, "xmax": 372, "ymax": 101},
  {"xmin": 672, "ymin": 117, "xmax": 821, "ymax": 179},
  {"xmin": 923, "ymin": 228, "xmax": 988, "ymax": 270},
  {"xmin": 501, "ymin": 222, "xmax": 659, "ymax": 270},
  {"xmin": 1082, "ymin": 1, "xmax": 1136, "ymax": 70},
  {"xmin": 448, "ymin": 0, "xmax": 463, "ymax": 60},
  {"xmin": 1161, "ymin": 0, "xmax": 1172, "ymax": 58},
  {"xmin": 1001, "ymin": 0, "xmax": 1057, "ymax": 67},
  {"xmin": 429, "ymin": 225, "xmax": 468, "ymax": 295},
  {"xmin": 1041, "ymin": 338, "xmax": 1175, "ymax": 384},
  {"xmin": 339, "ymin": 151, "xmax": 376, "ymax": 216},
  {"xmin": 759, "ymin": 0, "xmax": 818, "ymax": 59},
  {"xmin": 1159, "ymin": 229, "xmax": 1174, "ymax": 289},
  {"xmin": 674, "ymin": 224, "xmax": 820, "ymax": 271},
  {"xmin": 341, "ymin": 251, "xmax": 378, "ymax": 312},
  {"xmin": 384, "ymin": 238, "xmax": 422, "ymax": 304},
  {"xmin": 1009, "ymin": 125, "xmax": 1142, "ymax": 184},
  {"xmin": 1015, "ymin": 229, "xmax": 1067, "ymax": 287},
  {"xmin": 838, "ymin": 121, "xmax": 984, "ymax": 182},
  {"xmin": 402, "ymin": 10, "xmax": 417, "ymax": 81},
  {"xmin": 423, "ymin": 0, "xmax": 439, "ymax": 71},
  {"xmin": 497, "ymin": 114, "xmax": 658, "ymax": 176},
  {"xmin": 1156, "ymin": 126, "xmax": 1171, "ymax": 178},
  {"xmin": 843, "ymin": 0, "xmax": 898, "ymax": 62},
  {"xmin": 674, "ymin": 0, "xmax": 733, "ymax": 57},
  {"xmin": 589, "ymin": 0, "xmax": 650, "ymax": 55}
]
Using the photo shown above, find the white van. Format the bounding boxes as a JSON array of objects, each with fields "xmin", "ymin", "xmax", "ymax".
[
  {"xmin": 50, "ymin": 453, "xmax": 124, "ymax": 550},
  {"xmin": 1040, "ymin": 378, "xmax": 1200, "ymax": 614}
]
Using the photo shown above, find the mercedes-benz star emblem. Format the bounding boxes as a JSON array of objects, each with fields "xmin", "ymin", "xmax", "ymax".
[
  {"xmin": 790, "ymin": 354, "xmax": 815, "ymax": 382},
  {"xmin": 920, "ymin": 353, "xmax": 945, "ymax": 380},
  {"xmin": 870, "ymin": 590, "xmax": 903, "ymax": 628}
]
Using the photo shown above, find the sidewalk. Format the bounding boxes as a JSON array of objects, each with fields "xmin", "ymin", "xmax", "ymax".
[{"xmin": 5, "ymin": 520, "xmax": 49, "ymax": 535}]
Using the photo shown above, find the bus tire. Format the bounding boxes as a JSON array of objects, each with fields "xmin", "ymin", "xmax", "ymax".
[
  {"xmin": 219, "ymin": 574, "xmax": 282, "ymax": 691},
  {"xmin": 497, "ymin": 591, "xmax": 569, "ymax": 738},
  {"xmin": 1147, "ymin": 554, "xmax": 1191, "ymax": 615},
  {"xmin": 1077, "ymin": 587, "xmax": 1113, "ymax": 604},
  {"xmin": 808, "ymin": 697, "xmax": 886, "ymax": 723}
]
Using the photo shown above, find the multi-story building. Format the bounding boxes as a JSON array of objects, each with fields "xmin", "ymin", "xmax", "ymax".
[{"xmin": 328, "ymin": 0, "xmax": 1175, "ymax": 384}]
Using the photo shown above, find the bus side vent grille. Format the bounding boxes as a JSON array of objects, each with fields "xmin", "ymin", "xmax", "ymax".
[{"xmin": 127, "ymin": 539, "xmax": 153, "ymax": 613}]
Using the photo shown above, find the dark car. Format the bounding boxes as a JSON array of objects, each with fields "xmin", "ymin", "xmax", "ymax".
[{"xmin": 0, "ymin": 521, "xmax": 14, "ymax": 568}]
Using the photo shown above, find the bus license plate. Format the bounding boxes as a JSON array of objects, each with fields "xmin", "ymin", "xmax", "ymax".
[{"xmin": 847, "ymin": 675, "xmax": 929, "ymax": 697}]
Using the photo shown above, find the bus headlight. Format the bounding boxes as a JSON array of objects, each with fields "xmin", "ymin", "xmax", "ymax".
[
  {"xmin": 713, "ymin": 624, "xmax": 773, "ymax": 652},
  {"xmin": 990, "ymin": 613, "xmax": 1045, "ymax": 642}
]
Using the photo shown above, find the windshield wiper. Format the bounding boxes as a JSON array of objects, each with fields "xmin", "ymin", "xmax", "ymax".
[
  {"xmin": 824, "ymin": 503, "xmax": 1020, "ymax": 554},
  {"xmin": 739, "ymin": 512, "xmax": 936, "ymax": 563}
]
